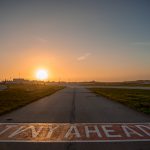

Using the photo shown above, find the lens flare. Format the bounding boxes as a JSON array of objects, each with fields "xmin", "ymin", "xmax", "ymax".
[{"xmin": 36, "ymin": 69, "xmax": 48, "ymax": 80}]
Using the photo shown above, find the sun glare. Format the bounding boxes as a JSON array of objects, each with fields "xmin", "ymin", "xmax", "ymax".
[{"xmin": 36, "ymin": 69, "xmax": 48, "ymax": 80}]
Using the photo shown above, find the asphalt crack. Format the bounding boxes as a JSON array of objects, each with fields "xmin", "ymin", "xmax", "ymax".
[
  {"xmin": 66, "ymin": 143, "xmax": 76, "ymax": 150},
  {"xmin": 70, "ymin": 88, "xmax": 76, "ymax": 123}
]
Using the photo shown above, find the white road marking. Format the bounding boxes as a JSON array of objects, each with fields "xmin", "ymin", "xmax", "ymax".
[
  {"xmin": 122, "ymin": 125, "xmax": 143, "ymax": 137},
  {"xmin": 85, "ymin": 125, "xmax": 102, "ymax": 138},
  {"xmin": 65, "ymin": 125, "xmax": 81, "ymax": 138},
  {"xmin": 101, "ymin": 125, "xmax": 122, "ymax": 138},
  {"xmin": 0, "ymin": 123, "xmax": 149, "ymax": 142}
]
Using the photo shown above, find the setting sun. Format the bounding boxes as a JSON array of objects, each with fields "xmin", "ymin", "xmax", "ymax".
[{"xmin": 36, "ymin": 69, "xmax": 48, "ymax": 80}]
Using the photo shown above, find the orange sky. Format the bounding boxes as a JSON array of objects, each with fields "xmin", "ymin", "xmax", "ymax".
[
  {"xmin": 1, "ymin": 46, "xmax": 149, "ymax": 82},
  {"xmin": 0, "ymin": 1, "xmax": 150, "ymax": 82}
]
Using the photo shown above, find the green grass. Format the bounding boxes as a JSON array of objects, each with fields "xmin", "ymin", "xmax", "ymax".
[
  {"xmin": 0, "ymin": 84, "xmax": 64, "ymax": 115},
  {"xmin": 81, "ymin": 82, "xmax": 150, "ymax": 87},
  {"xmin": 89, "ymin": 88, "xmax": 150, "ymax": 114}
]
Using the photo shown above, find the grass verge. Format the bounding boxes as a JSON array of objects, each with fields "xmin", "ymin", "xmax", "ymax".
[
  {"xmin": 89, "ymin": 88, "xmax": 150, "ymax": 115},
  {"xmin": 0, "ymin": 84, "xmax": 64, "ymax": 115}
]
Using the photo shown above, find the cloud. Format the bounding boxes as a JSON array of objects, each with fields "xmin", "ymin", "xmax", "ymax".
[
  {"xmin": 37, "ymin": 37, "xmax": 48, "ymax": 43},
  {"xmin": 132, "ymin": 42, "xmax": 150, "ymax": 46},
  {"xmin": 34, "ymin": 36, "xmax": 48, "ymax": 43},
  {"xmin": 77, "ymin": 52, "xmax": 91, "ymax": 61}
]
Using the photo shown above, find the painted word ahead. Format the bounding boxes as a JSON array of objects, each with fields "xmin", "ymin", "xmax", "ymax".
[{"xmin": 0, "ymin": 123, "xmax": 150, "ymax": 142}]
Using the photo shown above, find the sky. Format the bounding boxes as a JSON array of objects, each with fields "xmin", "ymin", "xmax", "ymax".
[{"xmin": 0, "ymin": 0, "xmax": 150, "ymax": 82}]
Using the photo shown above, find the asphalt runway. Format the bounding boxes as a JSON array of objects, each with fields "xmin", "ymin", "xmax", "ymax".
[{"xmin": 0, "ymin": 86, "xmax": 150, "ymax": 150}]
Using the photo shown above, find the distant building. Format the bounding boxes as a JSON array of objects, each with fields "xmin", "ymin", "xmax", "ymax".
[{"xmin": 13, "ymin": 78, "xmax": 29, "ymax": 84}]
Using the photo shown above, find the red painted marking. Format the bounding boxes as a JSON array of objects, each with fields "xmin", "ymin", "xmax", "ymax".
[{"xmin": 0, "ymin": 123, "xmax": 150, "ymax": 142}]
